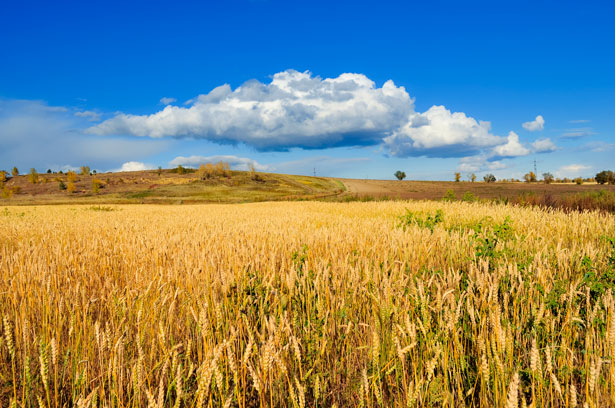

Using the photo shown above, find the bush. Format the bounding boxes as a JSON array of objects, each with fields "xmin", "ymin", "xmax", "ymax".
[
  {"xmin": 462, "ymin": 191, "xmax": 477, "ymax": 202},
  {"xmin": 28, "ymin": 168, "xmax": 38, "ymax": 184},
  {"xmin": 483, "ymin": 174, "xmax": 496, "ymax": 183},
  {"xmin": 59, "ymin": 181, "xmax": 67, "ymax": 190},
  {"xmin": 92, "ymin": 179, "xmax": 104, "ymax": 194},
  {"xmin": 575, "ymin": 177, "xmax": 583, "ymax": 185},
  {"xmin": 596, "ymin": 170, "xmax": 614, "ymax": 185},
  {"xmin": 542, "ymin": 173, "xmax": 554, "ymax": 184},
  {"xmin": 442, "ymin": 189, "xmax": 457, "ymax": 201}
]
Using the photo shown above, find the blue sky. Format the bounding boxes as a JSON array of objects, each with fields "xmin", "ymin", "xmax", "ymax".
[{"xmin": 1, "ymin": 0, "xmax": 613, "ymax": 180}]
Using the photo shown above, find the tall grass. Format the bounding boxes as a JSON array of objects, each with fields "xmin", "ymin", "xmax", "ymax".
[{"xmin": 1, "ymin": 202, "xmax": 615, "ymax": 407}]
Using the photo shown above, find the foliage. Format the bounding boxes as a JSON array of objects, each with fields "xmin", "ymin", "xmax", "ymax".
[
  {"xmin": 11, "ymin": 166, "xmax": 19, "ymax": 177},
  {"xmin": 596, "ymin": 170, "xmax": 615, "ymax": 185},
  {"xmin": 394, "ymin": 170, "xmax": 406, "ymax": 181},
  {"xmin": 398, "ymin": 208, "xmax": 444, "ymax": 232},
  {"xmin": 80, "ymin": 166, "xmax": 90, "ymax": 176},
  {"xmin": 454, "ymin": 172, "xmax": 461, "ymax": 182},
  {"xmin": 92, "ymin": 179, "xmax": 104, "ymax": 194},
  {"xmin": 483, "ymin": 173, "xmax": 496, "ymax": 183},
  {"xmin": 524, "ymin": 171, "xmax": 537, "ymax": 183},
  {"xmin": 442, "ymin": 189, "xmax": 457, "ymax": 201},
  {"xmin": 542, "ymin": 172, "xmax": 554, "ymax": 184},
  {"xmin": 27, "ymin": 168, "xmax": 38, "ymax": 184},
  {"xmin": 58, "ymin": 180, "xmax": 66, "ymax": 190}
]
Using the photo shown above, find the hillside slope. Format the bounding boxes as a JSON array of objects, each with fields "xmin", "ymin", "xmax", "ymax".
[{"xmin": 0, "ymin": 169, "xmax": 344, "ymax": 204}]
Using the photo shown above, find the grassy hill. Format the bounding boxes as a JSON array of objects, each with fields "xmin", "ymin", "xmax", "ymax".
[{"xmin": 0, "ymin": 169, "xmax": 345, "ymax": 205}]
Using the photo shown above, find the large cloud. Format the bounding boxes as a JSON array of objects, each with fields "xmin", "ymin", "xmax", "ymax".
[
  {"xmin": 169, "ymin": 155, "xmax": 268, "ymax": 171},
  {"xmin": 383, "ymin": 106, "xmax": 503, "ymax": 158},
  {"xmin": 89, "ymin": 70, "xmax": 413, "ymax": 151}
]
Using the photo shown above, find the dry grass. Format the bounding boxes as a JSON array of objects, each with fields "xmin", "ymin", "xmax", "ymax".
[{"xmin": 1, "ymin": 201, "xmax": 615, "ymax": 407}]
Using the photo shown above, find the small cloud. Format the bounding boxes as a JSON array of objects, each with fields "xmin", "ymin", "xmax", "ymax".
[
  {"xmin": 160, "ymin": 97, "xmax": 177, "ymax": 105},
  {"xmin": 491, "ymin": 131, "xmax": 530, "ymax": 157},
  {"xmin": 531, "ymin": 138, "xmax": 557, "ymax": 153},
  {"xmin": 522, "ymin": 115, "xmax": 545, "ymax": 132},
  {"xmin": 578, "ymin": 141, "xmax": 615, "ymax": 152},
  {"xmin": 560, "ymin": 128, "xmax": 597, "ymax": 139},
  {"xmin": 569, "ymin": 119, "xmax": 590, "ymax": 124},
  {"xmin": 555, "ymin": 164, "xmax": 591, "ymax": 178},
  {"xmin": 74, "ymin": 110, "xmax": 102, "ymax": 122},
  {"xmin": 113, "ymin": 161, "xmax": 156, "ymax": 172},
  {"xmin": 168, "ymin": 155, "xmax": 268, "ymax": 171}
]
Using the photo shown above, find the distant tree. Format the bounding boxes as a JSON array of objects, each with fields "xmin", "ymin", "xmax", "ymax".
[
  {"xmin": 176, "ymin": 165, "xmax": 187, "ymax": 175},
  {"xmin": 67, "ymin": 171, "xmax": 77, "ymax": 183},
  {"xmin": 524, "ymin": 171, "xmax": 537, "ymax": 183},
  {"xmin": 11, "ymin": 167, "xmax": 19, "ymax": 177},
  {"xmin": 157, "ymin": 166, "xmax": 163, "ymax": 176},
  {"xmin": 574, "ymin": 177, "xmax": 583, "ymax": 185},
  {"xmin": 454, "ymin": 172, "xmax": 461, "ymax": 182},
  {"xmin": 67, "ymin": 181, "xmax": 76, "ymax": 193},
  {"xmin": 28, "ymin": 168, "xmax": 39, "ymax": 184},
  {"xmin": 394, "ymin": 170, "xmax": 406, "ymax": 181},
  {"xmin": 80, "ymin": 166, "xmax": 90, "ymax": 176},
  {"xmin": 0, "ymin": 170, "xmax": 6, "ymax": 183},
  {"xmin": 92, "ymin": 170, "xmax": 97, "ymax": 175},
  {"xmin": 483, "ymin": 174, "xmax": 496, "ymax": 183},
  {"xmin": 46, "ymin": 169, "xmax": 52, "ymax": 174},
  {"xmin": 470, "ymin": 173, "xmax": 476, "ymax": 183},
  {"xmin": 542, "ymin": 173, "xmax": 554, "ymax": 184},
  {"xmin": 92, "ymin": 179, "xmax": 104, "ymax": 194},
  {"xmin": 596, "ymin": 170, "xmax": 615, "ymax": 185},
  {"xmin": 249, "ymin": 163, "xmax": 263, "ymax": 181}
]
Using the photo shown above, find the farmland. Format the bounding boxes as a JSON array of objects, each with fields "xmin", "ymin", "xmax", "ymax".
[{"xmin": 2, "ymin": 201, "xmax": 615, "ymax": 407}]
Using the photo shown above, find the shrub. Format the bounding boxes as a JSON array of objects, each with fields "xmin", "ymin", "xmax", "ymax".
[
  {"xmin": 442, "ymin": 189, "xmax": 457, "ymax": 201},
  {"xmin": 542, "ymin": 172, "xmax": 554, "ymax": 184},
  {"xmin": 454, "ymin": 172, "xmax": 461, "ymax": 182},
  {"xmin": 67, "ymin": 171, "xmax": 77, "ymax": 183},
  {"xmin": 575, "ymin": 177, "xmax": 583, "ymax": 185},
  {"xmin": 28, "ymin": 168, "xmax": 38, "ymax": 184},
  {"xmin": 462, "ymin": 191, "xmax": 477, "ymax": 202},
  {"xmin": 92, "ymin": 179, "xmax": 104, "ymax": 194},
  {"xmin": 483, "ymin": 174, "xmax": 496, "ymax": 183},
  {"xmin": 59, "ymin": 181, "xmax": 67, "ymax": 190},
  {"xmin": 11, "ymin": 167, "xmax": 19, "ymax": 177},
  {"xmin": 524, "ymin": 171, "xmax": 536, "ymax": 183},
  {"xmin": 80, "ymin": 166, "xmax": 90, "ymax": 176},
  {"xmin": 596, "ymin": 170, "xmax": 614, "ymax": 185},
  {"xmin": 67, "ymin": 181, "xmax": 76, "ymax": 193}
]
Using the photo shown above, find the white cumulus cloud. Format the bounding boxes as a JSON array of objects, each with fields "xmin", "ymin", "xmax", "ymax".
[
  {"xmin": 491, "ymin": 131, "xmax": 530, "ymax": 157},
  {"xmin": 531, "ymin": 138, "xmax": 557, "ymax": 153},
  {"xmin": 89, "ymin": 70, "xmax": 413, "ymax": 151},
  {"xmin": 113, "ymin": 161, "xmax": 157, "ymax": 172},
  {"xmin": 522, "ymin": 115, "xmax": 545, "ymax": 131},
  {"xmin": 383, "ymin": 105, "xmax": 503, "ymax": 158},
  {"xmin": 169, "ymin": 155, "xmax": 268, "ymax": 171}
]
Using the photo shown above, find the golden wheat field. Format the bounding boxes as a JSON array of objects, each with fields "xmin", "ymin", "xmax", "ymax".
[{"xmin": 1, "ymin": 202, "xmax": 615, "ymax": 407}]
